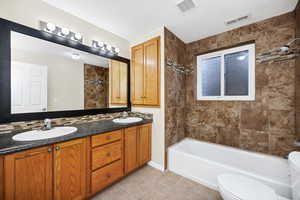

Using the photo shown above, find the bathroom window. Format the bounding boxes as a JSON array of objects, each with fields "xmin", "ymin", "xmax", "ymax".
[{"xmin": 197, "ymin": 43, "xmax": 255, "ymax": 101}]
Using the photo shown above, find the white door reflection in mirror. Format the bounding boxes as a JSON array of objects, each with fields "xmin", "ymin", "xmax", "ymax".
[{"xmin": 11, "ymin": 62, "xmax": 47, "ymax": 114}]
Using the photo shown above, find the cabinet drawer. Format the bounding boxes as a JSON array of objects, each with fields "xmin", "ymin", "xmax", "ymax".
[
  {"xmin": 91, "ymin": 160, "xmax": 123, "ymax": 194},
  {"xmin": 92, "ymin": 141, "xmax": 122, "ymax": 170},
  {"xmin": 92, "ymin": 130, "xmax": 122, "ymax": 147}
]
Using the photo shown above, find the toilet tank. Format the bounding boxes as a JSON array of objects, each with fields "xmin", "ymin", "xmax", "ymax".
[{"xmin": 289, "ymin": 152, "xmax": 300, "ymax": 200}]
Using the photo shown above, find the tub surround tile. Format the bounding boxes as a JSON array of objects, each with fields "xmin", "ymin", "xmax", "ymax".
[
  {"xmin": 164, "ymin": 28, "xmax": 187, "ymax": 148},
  {"xmin": 165, "ymin": 12, "xmax": 299, "ymax": 158}
]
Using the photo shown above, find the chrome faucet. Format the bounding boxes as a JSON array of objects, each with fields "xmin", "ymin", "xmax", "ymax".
[
  {"xmin": 42, "ymin": 119, "xmax": 52, "ymax": 130},
  {"xmin": 122, "ymin": 111, "xmax": 128, "ymax": 118}
]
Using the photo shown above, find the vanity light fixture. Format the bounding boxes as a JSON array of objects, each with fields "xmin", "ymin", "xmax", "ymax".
[
  {"xmin": 60, "ymin": 27, "xmax": 70, "ymax": 37},
  {"xmin": 45, "ymin": 22, "xmax": 56, "ymax": 32},
  {"xmin": 92, "ymin": 40, "xmax": 120, "ymax": 55},
  {"xmin": 40, "ymin": 21, "xmax": 83, "ymax": 43},
  {"xmin": 73, "ymin": 32, "xmax": 82, "ymax": 41}
]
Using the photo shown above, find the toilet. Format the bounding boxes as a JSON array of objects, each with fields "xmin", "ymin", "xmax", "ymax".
[{"xmin": 217, "ymin": 152, "xmax": 300, "ymax": 200}]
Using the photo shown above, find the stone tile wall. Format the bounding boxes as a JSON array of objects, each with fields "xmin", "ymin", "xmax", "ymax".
[
  {"xmin": 84, "ymin": 64, "xmax": 109, "ymax": 109},
  {"xmin": 164, "ymin": 12, "xmax": 300, "ymax": 157},
  {"xmin": 164, "ymin": 28, "xmax": 187, "ymax": 148},
  {"xmin": 295, "ymin": 3, "xmax": 300, "ymax": 140},
  {"xmin": 184, "ymin": 12, "xmax": 299, "ymax": 157}
]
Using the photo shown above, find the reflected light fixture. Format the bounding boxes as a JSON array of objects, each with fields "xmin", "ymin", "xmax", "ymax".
[
  {"xmin": 60, "ymin": 27, "xmax": 70, "ymax": 36},
  {"xmin": 73, "ymin": 32, "xmax": 82, "ymax": 41}
]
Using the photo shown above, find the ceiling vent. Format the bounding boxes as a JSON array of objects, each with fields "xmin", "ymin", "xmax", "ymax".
[
  {"xmin": 225, "ymin": 14, "xmax": 251, "ymax": 26},
  {"xmin": 177, "ymin": 0, "xmax": 196, "ymax": 13}
]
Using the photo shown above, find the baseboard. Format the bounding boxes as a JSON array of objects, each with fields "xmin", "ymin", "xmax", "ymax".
[{"xmin": 147, "ymin": 161, "xmax": 165, "ymax": 171}]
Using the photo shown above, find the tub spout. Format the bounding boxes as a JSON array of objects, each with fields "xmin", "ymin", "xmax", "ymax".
[{"xmin": 295, "ymin": 139, "xmax": 300, "ymax": 148}]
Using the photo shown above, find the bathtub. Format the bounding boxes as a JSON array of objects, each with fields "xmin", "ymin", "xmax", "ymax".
[{"xmin": 168, "ymin": 138, "xmax": 292, "ymax": 199}]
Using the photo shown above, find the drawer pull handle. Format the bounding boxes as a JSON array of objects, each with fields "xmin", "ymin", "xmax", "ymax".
[
  {"xmin": 55, "ymin": 146, "xmax": 60, "ymax": 151},
  {"xmin": 47, "ymin": 148, "xmax": 52, "ymax": 152},
  {"xmin": 106, "ymin": 152, "xmax": 111, "ymax": 157},
  {"xmin": 106, "ymin": 173, "xmax": 112, "ymax": 178}
]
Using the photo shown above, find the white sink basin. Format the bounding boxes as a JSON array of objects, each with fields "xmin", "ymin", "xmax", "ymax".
[
  {"xmin": 112, "ymin": 117, "xmax": 143, "ymax": 124},
  {"xmin": 12, "ymin": 127, "xmax": 78, "ymax": 141}
]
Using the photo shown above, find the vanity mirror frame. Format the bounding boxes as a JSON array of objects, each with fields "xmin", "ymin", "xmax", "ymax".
[{"xmin": 0, "ymin": 18, "xmax": 131, "ymax": 123}]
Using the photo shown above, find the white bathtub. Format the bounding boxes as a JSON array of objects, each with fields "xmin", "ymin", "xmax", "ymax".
[{"xmin": 168, "ymin": 138, "xmax": 292, "ymax": 199}]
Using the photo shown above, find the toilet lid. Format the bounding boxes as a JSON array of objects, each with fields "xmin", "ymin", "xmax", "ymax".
[{"xmin": 218, "ymin": 174, "xmax": 278, "ymax": 200}]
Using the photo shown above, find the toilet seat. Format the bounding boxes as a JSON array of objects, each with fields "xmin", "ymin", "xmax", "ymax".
[{"xmin": 217, "ymin": 174, "xmax": 278, "ymax": 200}]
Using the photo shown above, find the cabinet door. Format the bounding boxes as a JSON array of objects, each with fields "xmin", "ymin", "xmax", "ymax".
[
  {"xmin": 119, "ymin": 62, "xmax": 128, "ymax": 104},
  {"xmin": 124, "ymin": 127, "xmax": 138, "ymax": 174},
  {"xmin": 4, "ymin": 146, "xmax": 53, "ymax": 200},
  {"xmin": 0, "ymin": 156, "xmax": 3, "ymax": 200},
  {"xmin": 138, "ymin": 124, "xmax": 152, "ymax": 166},
  {"xmin": 144, "ymin": 37, "xmax": 160, "ymax": 106},
  {"xmin": 110, "ymin": 60, "xmax": 121, "ymax": 104},
  {"xmin": 54, "ymin": 138, "xmax": 87, "ymax": 200},
  {"xmin": 131, "ymin": 44, "xmax": 145, "ymax": 105}
]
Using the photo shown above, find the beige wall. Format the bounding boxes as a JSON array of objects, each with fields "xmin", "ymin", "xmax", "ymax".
[
  {"xmin": 0, "ymin": 0, "xmax": 130, "ymax": 58},
  {"xmin": 12, "ymin": 49, "xmax": 85, "ymax": 111},
  {"xmin": 131, "ymin": 27, "xmax": 166, "ymax": 170}
]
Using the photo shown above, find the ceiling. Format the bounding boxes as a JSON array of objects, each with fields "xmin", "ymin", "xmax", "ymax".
[
  {"xmin": 42, "ymin": 0, "xmax": 298, "ymax": 43},
  {"xmin": 11, "ymin": 31, "xmax": 109, "ymax": 67}
]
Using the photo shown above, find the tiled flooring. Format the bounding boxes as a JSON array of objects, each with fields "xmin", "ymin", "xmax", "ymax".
[{"xmin": 92, "ymin": 166, "xmax": 222, "ymax": 200}]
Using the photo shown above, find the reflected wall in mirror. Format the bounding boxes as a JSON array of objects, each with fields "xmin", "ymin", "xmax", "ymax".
[{"xmin": 11, "ymin": 31, "xmax": 128, "ymax": 114}]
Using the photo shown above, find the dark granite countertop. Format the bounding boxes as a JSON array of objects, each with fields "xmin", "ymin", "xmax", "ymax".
[{"xmin": 0, "ymin": 118, "xmax": 152, "ymax": 155}]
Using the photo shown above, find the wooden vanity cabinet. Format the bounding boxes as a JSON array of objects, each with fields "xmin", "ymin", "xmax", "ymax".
[
  {"xmin": 3, "ymin": 138, "xmax": 87, "ymax": 200},
  {"xmin": 0, "ymin": 156, "xmax": 4, "ymax": 200},
  {"xmin": 124, "ymin": 126, "xmax": 139, "ymax": 174},
  {"xmin": 53, "ymin": 138, "xmax": 87, "ymax": 200},
  {"xmin": 131, "ymin": 37, "xmax": 160, "ymax": 107},
  {"xmin": 89, "ymin": 130, "xmax": 124, "ymax": 196},
  {"xmin": 4, "ymin": 146, "xmax": 53, "ymax": 200},
  {"xmin": 1, "ymin": 124, "xmax": 152, "ymax": 200},
  {"xmin": 110, "ymin": 60, "xmax": 128, "ymax": 105},
  {"xmin": 138, "ymin": 124, "xmax": 152, "ymax": 166},
  {"xmin": 124, "ymin": 123, "xmax": 152, "ymax": 174}
]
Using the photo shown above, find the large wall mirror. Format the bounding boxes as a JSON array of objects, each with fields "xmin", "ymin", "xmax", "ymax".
[{"xmin": 0, "ymin": 18, "xmax": 131, "ymax": 123}]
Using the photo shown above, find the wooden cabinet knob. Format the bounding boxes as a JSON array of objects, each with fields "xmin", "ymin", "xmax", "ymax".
[
  {"xmin": 106, "ymin": 135, "xmax": 111, "ymax": 140},
  {"xmin": 106, "ymin": 173, "xmax": 111, "ymax": 178},
  {"xmin": 106, "ymin": 152, "xmax": 111, "ymax": 157}
]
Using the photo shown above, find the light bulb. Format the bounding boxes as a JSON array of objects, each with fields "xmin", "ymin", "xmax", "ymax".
[
  {"xmin": 46, "ymin": 23, "xmax": 56, "ymax": 32},
  {"xmin": 115, "ymin": 47, "xmax": 120, "ymax": 53},
  {"xmin": 92, "ymin": 41, "xmax": 99, "ymax": 48},
  {"xmin": 98, "ymin": 41, "xmax": 104, "ymax": 48},
  {"xmin": 106, "ymin": 45, "xmax": 112, "ymax": 51},
  {"xmin": 61, "ymin": 27, "xmax": 70, "ymax": 36},
  {"xmin": 74, "ymin": 32, "xmax": 82, "ymax": 40}
]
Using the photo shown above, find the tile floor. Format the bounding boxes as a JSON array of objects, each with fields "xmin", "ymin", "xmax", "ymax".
[{"xmin": 92, "ymin": 166, "xmax": 222, "ymax": 200}]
